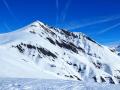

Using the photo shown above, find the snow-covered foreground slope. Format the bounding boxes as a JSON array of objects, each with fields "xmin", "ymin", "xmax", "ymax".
[
  {"xmin": 0, "ymin": 78, "xmax": 120, "ymax": 90},
  {"xmin": 0, "ymin": 20, "xmax": 120, "ymax": 84}
]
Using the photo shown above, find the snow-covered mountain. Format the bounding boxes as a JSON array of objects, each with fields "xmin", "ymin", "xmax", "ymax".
[{"xmin": 0, "ymin": 20, "xmax": 120, "ymax": 84}]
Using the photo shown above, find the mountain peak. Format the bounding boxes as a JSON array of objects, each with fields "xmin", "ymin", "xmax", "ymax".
[{"xmin": 30, "ymin": 20, "xmax": 45, "ymax": 27}]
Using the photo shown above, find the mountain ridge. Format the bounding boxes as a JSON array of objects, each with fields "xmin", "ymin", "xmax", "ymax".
[{"xmin": 0, "ymin": 20, "xmax": 120, "ymax": 84}]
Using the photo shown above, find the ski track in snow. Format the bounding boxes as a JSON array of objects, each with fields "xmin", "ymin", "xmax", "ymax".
[{"xmin": 0, "ymin": 78, "xmax": 120, "ymax": 90}]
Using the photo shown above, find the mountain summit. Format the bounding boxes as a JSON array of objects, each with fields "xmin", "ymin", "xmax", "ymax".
[{"xmin": 0, "ymin": 21, "xmax": 120, "ymax": 84}]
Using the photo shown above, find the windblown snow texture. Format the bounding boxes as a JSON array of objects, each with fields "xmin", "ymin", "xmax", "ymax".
[{"xmin": 0, "ymin": 78, "xmax": 120, "ymax": 90}]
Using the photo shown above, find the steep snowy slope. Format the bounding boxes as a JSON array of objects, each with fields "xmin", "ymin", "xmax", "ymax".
[
  {"xmin": 114, "ymin": 45, "xmax": 120, "ymax": 56},
  {"xmin": 0, "ymin": 20, "xmax": 120, "ymax": 84},
  {"xmin": 109, "ymin": 44, "xmax": 120, "ymax": 56}
]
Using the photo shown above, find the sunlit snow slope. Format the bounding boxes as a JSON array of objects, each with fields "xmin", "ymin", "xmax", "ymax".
[{"xmin": 0, "ymin": 21, "xmax": 120, "ymax": 84}]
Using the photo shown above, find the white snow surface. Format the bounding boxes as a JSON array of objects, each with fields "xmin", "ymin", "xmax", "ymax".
[
  {"xmin": 0, "ymin": 20, "xmax": 120, "ymax": 85},
  {"xmin": 0, "ymin": 78, "xmax": 120, "ymax": 90}
]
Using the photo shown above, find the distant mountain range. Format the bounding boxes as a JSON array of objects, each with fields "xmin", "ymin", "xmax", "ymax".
[{"xmin": 0, "ymin": 20, "xmax": 120, "ymax": 84}]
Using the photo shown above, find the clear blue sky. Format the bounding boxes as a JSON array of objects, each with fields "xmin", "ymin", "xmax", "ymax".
[{"xmin": 0, "ymin": 0, "xmax": 120, "ymax": 44}]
